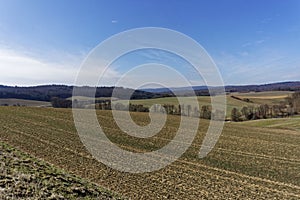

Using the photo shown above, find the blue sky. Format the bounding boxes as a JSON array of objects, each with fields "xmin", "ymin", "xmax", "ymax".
[{"xmin": 0, "ymin": 0, "xmax": 299, "ymax": 87}]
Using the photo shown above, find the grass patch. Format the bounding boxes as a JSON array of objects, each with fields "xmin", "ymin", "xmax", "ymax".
[{"xmin": 0, "ymin": 141, "xmax": 123, "ymax": 199}]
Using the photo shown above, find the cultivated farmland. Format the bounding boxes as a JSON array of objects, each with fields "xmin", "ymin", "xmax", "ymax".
[
  {"xmin": 0, "ymin": 141, "xmax": 122, "ymax": 199},
  {"xmin": 0, "ymin": 106, "xmax": 299, "ymax": 199},
  {"xmin": 232, "ymin": 91, "xmax": 293, "ymax": 105}
]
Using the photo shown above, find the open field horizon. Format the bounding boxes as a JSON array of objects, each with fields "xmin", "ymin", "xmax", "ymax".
[
  {"xmin": 1, "ymin": 90, "xmax": 292, "ymax": 120},
  {"xmin": 1, "ymin": 0, "xmax": 300, "ymax": 198}
]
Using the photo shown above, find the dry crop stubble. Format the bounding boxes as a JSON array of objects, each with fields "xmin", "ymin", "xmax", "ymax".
[
  {"xmin": 0, "ymin": 141, "xmax": 123, "ymax": 199},
  {"xmin": 0, "ymin": 106, "xmax": 299, "ymax": 199}
]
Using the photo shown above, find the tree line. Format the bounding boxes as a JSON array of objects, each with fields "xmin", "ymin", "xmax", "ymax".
[
  {"xmin": 230, "ymin": 92, "xmax": 300, "ymax": 121},
  {"xmin": 97, "ymin": 101, "xmax": 224, "ymax": 120},
  {"xmin": 67, "ymin": 98, "xmax": 222, "ymax": 120},
  {"xmin": 52, "ymin": 92, "xmax": 300, "ymax": 122}
]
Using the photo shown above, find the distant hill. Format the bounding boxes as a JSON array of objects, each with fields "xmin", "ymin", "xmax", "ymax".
[
  {"xmin": 0, "ymin": 85, "xmax": 161, "ymax": 102},
  {"xmin": 224, "ymin": 81, "xmax": 300, "ymax": 92},
  {"xmin": 142, "ymin": 81, "xmax": 300, "ymax": 95},
  {"xmin": 0, "ymin": 81, "xmax": 299, "ymax": 102}
]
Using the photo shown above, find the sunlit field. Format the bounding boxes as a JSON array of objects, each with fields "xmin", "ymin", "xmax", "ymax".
[{"xmin": 1, "ymin": 106, "xmax": 299, "ymax": 199}]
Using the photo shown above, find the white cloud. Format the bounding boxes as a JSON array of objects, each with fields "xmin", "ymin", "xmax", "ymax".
[
  {"xmin": 113, "ymin": 64, "xmax": 200, "ymax": 89},
  {"xmin": 255, "ymin": 39, "xmax": 265, "ymax": 45},
  {"xmin": 239, "ymin": 51, "xmax": 249, "ymax": 56},
  {"xmin": 0, "ymin": 47, "xmax": 120, "ymax": 86},
  {"xmin": 215, "ymin": 50, "xmax": 300, "ymax": 85},
  {"xmin": 0, "ymin": 46, "xmax": 206, "ymax": 88},
  {"xmin": 0, "ymin": 48, "xmax": 74, "ymax": 85},
  {"xmin": 256, "ymin": 30, "xmax": 264, "ymax": 34},
  {"xmin": 242, "ymin": 42, "xmax": 252, "ymax": 47},
  {"xmin": 260, "ymin": 17, "xmax": 272, "ymax": 24}
]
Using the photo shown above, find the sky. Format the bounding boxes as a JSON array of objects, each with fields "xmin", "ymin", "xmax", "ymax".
[{"xmin": 0, "ymin": 0, "xmax": 299, "ymax": 87}]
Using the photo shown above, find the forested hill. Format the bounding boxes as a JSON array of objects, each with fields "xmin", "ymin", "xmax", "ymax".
[
  {"xmin": 143, "ymin": 81, "xmax": 300, "ymax": 95},
  {"xmin": 0, "ymin": 81, "xmax": 299, "ymax": 102},
  {"xmin": 0, "ymin": 85, "xmax": 161, "ymax": 101},
  {"xmin": 224, "ymin": 81, "xmax": 300, "ymax": 92}
]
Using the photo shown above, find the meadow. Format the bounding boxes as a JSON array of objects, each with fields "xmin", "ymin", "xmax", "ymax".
[
  {"xmin": 0, "ymin": 105, "xmax": 299, "ymax": 199},
  {"xmin": 0, "ymin": 98, "xmax": 51, "ymax": 107}
]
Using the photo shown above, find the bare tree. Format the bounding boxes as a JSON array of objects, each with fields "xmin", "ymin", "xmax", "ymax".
[{"xmin": 231, "ymin": 107, "xmax": 241, "ymax": 122}]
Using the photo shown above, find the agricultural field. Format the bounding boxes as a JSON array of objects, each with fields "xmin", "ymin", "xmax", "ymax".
[
  {"xmin": 0, "ymin": 141, "xmax": 122, "ymax": 199},
  {"xmin": 116, "ymin": 91, "xmax": 293, "ymax": 118},
  {"xmin": 231, "ymin": 91, "xmax": 293, "ymax": 105},
  {"xmin": 0, "ymin": 98, "xmax": 51, "ymax": 107},
  {"xmin": 66, "ymin": 91, "xmax": 294, "ymax": 119},
  {"xmin": 0, "ymin": 106, "xmax": 299, "ymax": 199},
  {"xmin": 240, "ymin": 115, "xmax": 300, "ymax": 131}
]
